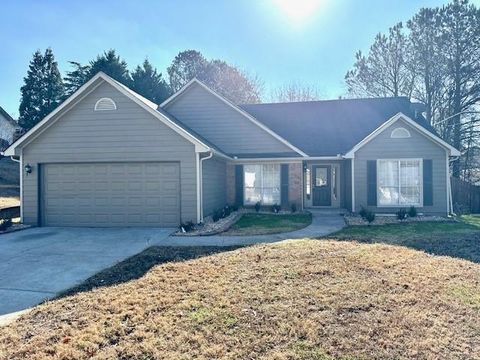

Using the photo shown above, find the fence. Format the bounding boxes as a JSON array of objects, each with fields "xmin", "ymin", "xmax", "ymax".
[{"xmin": 451, "ymin": 177, "xmax": 480, "ymax": 214}]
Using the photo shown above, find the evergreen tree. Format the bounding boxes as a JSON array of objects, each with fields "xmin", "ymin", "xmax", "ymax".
[
  {"xmin": 345, "ymin": 23, "xmax": 414, "ymax": 98},
  {"xmin": 131, "ymin": 59, "xmax": 171, "ymax": 103},
  {"xmin": 64, "ymin": 61, "xmax": 90, "ymax": 97},
  {"xmin": 19, "ymin": 48, "xmax": 64, "ymax": 130},
  {"xmin": 63, "ymin": 49, "xmax": 131, "ymax": 95},
  {"xmin": 88, "ymin": 49, "xmax": 131, "ymax": 85}
]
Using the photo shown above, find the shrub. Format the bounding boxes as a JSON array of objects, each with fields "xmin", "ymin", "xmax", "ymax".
[
  {"xmin": 365, "ymin": 211, "xmax": 375, "ymax": 224},
  {"xmin": 271, "ymin": 204, "xmax": 281, "ymax": 213},
  {"xmin": 0, "ymin": 219, "xmax": 12, "ymax": 231},
  {"xmin": 255, "ymin": 202, "xmax": 261, "ymax": 213},
  {"xmin": 223, "ymin": 205, "xmax": 232, "ymax": 217},
  {"xmin": 396, "ymin": 208, "xmax": 407, "ymax": 221},
  {"xmin": 408, "ymin": 206, "xmax": 417, "ymax": 218},
  {"xmin": 291, "ymin": 203, "xmax": 297, "ymax": 213},
  {"xmin": 179, "ymin": 221, "xmax": 195, "ymax": 232},
  {"xmin": 231, "ymin": 205, "xmax": 239, "ymax": 212},
  {"xmin": 212, "ymin": 209, "xmax": 222, "ymax": 222},
  {"xmin": 359, "ymin": 206, "xmax": 368, "ymax": 219}
]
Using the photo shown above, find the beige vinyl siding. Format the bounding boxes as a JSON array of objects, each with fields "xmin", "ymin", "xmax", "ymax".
[
  {"xmin": 21, "ymin": 81, "xmax": 198, "ymax": 225},
  {"xmin": 202, "ymin": 156, "xmax": 227, "ymax": 217},
  {"xmin": 163, "ymin": 82, "xmax": 294, "ymax": 155},
  {"xmin": 354, "ymin": 118, "xmax": 448, "ymax": 215}
]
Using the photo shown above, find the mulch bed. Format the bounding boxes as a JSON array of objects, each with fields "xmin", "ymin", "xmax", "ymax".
[{"xmin": 345, "ymin": 214, "xmax": 451, "ymax": 226}]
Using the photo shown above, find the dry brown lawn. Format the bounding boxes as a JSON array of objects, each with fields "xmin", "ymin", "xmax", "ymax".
[{"xmin": 0, "ymin": 240, "xmax": 479, "ymax": 359}]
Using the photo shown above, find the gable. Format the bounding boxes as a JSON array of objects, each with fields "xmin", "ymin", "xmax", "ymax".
[
  {"xmin": 355, "ymin": 117, "xmax": 447, "ymax": 158},
  {"xmin": 162, "ymin": 82, "xmax": 299, "ymax": 156},
  {"xmin": 23, "ymin": 81, "xmax": 196, "ymax": 160}
]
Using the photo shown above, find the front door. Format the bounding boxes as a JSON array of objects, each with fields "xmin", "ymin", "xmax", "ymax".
[{"xmin": 312, "ymin": 165, "xmax": 331, "ymax": 206}]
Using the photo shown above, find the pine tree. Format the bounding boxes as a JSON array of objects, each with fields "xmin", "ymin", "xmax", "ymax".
[
  {"xmin": 19, "ymin": 49, "xmax": 64, "ymax": 130},
  {"xmin": 88, "ymin": 49, "xmax": 130, "ymax": 85},
  {"xmin": 131, "ymin": 59, "xmax": 171, "ymax": 103},
  {"xmin": 63, "ymin": 50, "xmax": 131, "ymax": 95},
  {"xmin": 64, "ymin": 61, "xmax": 90, "ymax": 97}
]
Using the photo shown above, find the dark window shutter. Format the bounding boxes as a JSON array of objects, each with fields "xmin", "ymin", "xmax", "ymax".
[
  {"xmin": 235, "ymin": 165, "xmax": 244, "ymax": 206},
  {"xmin": 423, "ymin": 159, "xmax": 433, "ymax": 206},
  {"xmin": 367, "ymin": 160, "xmax": 377, "ymax": 206},
  {"xmin": 281, "ymin": 164, "xmax": 289, "ymax": 207}
]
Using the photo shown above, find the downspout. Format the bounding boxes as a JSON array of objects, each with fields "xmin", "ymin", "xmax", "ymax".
[
  {"xmin": 448, "ymin": 155, "xmax": 459, "ymax": 216},
  {"xmin": 351, "ymin": 157, "xmax": 355, "ymax": 213},
  {"xmin": 199, "ymin": 151, "xmax": 213, "ymax": 222}
]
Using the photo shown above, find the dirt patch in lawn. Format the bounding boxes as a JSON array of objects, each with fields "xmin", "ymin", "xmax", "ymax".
[
  {"xmin": 0, "ymin": 240, "xmax": 479, "ymax": 359},
  {"xmin": 223, "ymin": 212, "xmax": 312, "ymax": 235}
]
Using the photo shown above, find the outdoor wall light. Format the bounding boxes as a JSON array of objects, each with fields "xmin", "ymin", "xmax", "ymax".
[{"xmin": 24, "ymin": 164, "xmax": 32, "ymax": 174}]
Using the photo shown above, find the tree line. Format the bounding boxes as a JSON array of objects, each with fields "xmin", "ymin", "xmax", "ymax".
[
  {"xmin": 345, "ymin": 0, "xmax": 480, "ymax": 180},
  {"xmin": 16, "ymin": 0, "xmax": 479, "ymax": 182},
  {"xmin": 18, "ymin": 49, "xmax": 262, "ymax": 130}
]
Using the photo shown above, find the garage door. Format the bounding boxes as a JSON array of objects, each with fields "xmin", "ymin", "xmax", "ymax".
[{"xmin": 42, "ymin": 162, "xmax": 180, "ymax": 227}]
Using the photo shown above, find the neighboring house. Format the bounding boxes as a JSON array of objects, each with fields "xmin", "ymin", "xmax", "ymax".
[
  {"xmin": 0, "ymin": 106, "xmax": 19, "ymax": 149},
  {"xmin": 4, "ymin": 72, "xmax": 460, "ymax": 227}
]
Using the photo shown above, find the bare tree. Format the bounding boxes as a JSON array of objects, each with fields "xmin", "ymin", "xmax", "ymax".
[{"xmin": 271, "ymin": 82, "xmax": 321, "ymax": 102}]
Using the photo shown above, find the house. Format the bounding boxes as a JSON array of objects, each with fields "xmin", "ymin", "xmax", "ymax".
[
  {"xmin": 4, "ymin": 72, "xmax": 460, "ymax": 227},
  {"xmin": 0, "ymin": 106, "xmax": 19, "ymax": 149}
]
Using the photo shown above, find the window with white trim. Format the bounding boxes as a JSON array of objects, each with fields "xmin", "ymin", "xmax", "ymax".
[
  {"xmin": 94, "ymin": 98, "xmax": 117, "ymax": 111},
  {"xmin": 244, "ymin": 164, "xmax": 280, "ymax": 205},
  {"xmin": 390, "ymin": 127, "xmax": 411, "ymax": 138},
  {"xmin": 377, "ymin": 159, "xmax": 422, "ymax": 206}
]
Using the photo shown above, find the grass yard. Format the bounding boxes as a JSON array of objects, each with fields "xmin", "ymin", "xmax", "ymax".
[
  {"xmin": 224, "ymin": 212, "xmax": 312, "ymax": 235},
  {"xmin": 329, "ymin": 217, "xmax": 480, "ymax": 263},
  {"xmin": 1, "ymin": 238, "xmax": 479, "ymax": 359}
]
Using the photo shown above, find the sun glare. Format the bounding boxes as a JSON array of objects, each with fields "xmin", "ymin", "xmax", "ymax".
[{"xmin": 272, "ymin": 0, "xmax": 323, "ymax": 24}]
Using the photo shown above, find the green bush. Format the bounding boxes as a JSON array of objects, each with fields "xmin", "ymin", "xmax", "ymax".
[
  {"xmin": 396, "ymin": 208, "xmax": 407, "ymax": 221},
  {"xmin": 271, "ymin": 204, "xmax": 281, "ymax": 213},
  {"xmin": 359, "ymin": 206, "xmax": 368, "ymax": 219},
  {"xmin": 212, "ymin": 209, "xmax": 222, "ymax": 222},
  {"xmin": 408, "ymin": 206, "xmax": 417, "ymax": 218},
  {"xmin": 180, "ymin": 221, "xmax": 195, "ymax": 232},
  {"xmin": 291, "ymin": 203, "xmax": 297, "ymax": 213},
  {"xmin": 365, "ymin": 211, "xmax": 375, "ymax": 224},
  {"xmin": 255, "ymin": 202, "xmax": 261, "ymax": 213},
  {"xmin": 0, "ymin": 219, "xmax": 12, "ymax": 231}
]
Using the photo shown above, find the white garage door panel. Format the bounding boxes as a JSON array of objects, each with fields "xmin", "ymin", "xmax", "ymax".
[{"xmin": 42, "ymin": 162, "xmax": 180, "ymax": 227}]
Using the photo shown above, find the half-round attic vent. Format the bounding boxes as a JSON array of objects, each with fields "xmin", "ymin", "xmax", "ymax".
[
  {"xmin": 390, "ymin": 127, "xmax": 411, "ymax": 138},
  {"xmin": 94, "ymin": 98, "xmax": 117, "ymax": 111}
]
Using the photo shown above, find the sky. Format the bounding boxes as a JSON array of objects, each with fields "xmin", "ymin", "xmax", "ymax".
[{"xmin": 0, "ymin": 0, "xmax": 471, "ymax": 118}]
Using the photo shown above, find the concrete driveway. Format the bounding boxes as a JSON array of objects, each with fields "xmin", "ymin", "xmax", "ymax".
[{"xmin": 0, "ymin": 227, "xmax": 173, "ymax": 315}]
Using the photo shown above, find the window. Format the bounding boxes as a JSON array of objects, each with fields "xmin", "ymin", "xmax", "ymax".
[
  {"xmin": 305, "ymin": 167, "xmax": 311, "ymax": 197},
  {"xmin": 377, "ymin": 159, "xmax": 422, "ymax": 206},
  {"xmin": 94, "ymin": 98, "xmax": 117, "ymax": 111},
  {"xmin": 244, "ymin": 164, "xmax": 280, "ymax": 205},
  {"xmin": 390, "ymin": 127, "xmax": 411, "ymax": 138},
  {"xmin": 314, "ymin": 167, "xmax": 328, "ymax": 186}
]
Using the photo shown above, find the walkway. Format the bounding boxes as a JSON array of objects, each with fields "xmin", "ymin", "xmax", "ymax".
[{"xmin": 163, "ymin": 209, "xmax": 346, "ymax": 246}]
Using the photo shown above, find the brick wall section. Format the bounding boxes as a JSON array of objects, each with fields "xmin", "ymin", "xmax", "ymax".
[
  {"xmin": 288, "ymin": 163, "xmax": 303, "ymax": 208},
  {"xmin": 226, "ymin": 163, "xmax": 236, "ymax": 205}
]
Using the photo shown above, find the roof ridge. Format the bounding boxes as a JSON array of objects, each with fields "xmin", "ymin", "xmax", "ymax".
[{"xmin": 240, "ymin": 96, "xmax": 411, "ymax": 107}]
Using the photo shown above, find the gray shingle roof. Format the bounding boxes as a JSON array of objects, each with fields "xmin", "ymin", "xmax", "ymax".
[{"xmin": 240, "ymin": 97, "xmax": 434, "ymax": 157}]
